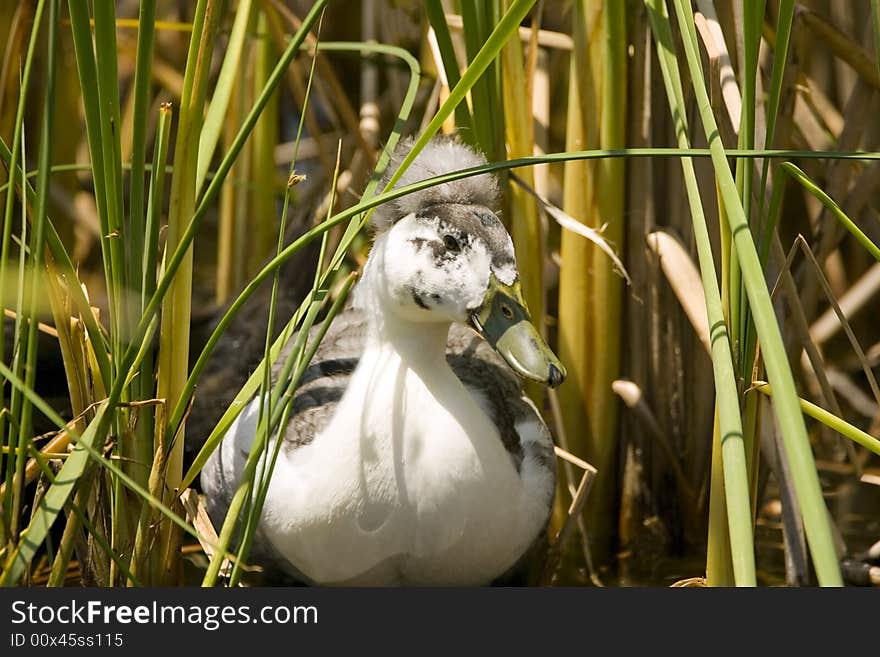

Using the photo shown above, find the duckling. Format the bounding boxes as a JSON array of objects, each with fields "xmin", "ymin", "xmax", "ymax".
[{"xmin": 201, "ymin": 135, "xmax": 565, "ymax": 585}]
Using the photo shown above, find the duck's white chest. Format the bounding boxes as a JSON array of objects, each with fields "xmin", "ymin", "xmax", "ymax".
[{"xmin": 260, "ymin": 348, "xmax": 547, "ymax": 585}]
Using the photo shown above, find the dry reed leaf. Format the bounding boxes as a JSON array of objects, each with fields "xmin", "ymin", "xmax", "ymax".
[
  {"xmin": 801, "ymin": 74, "xmax": 844, "ymax": 139},
  {"xmin": 646, "ymin": 231, "xmax": 711, "ymax": 354},
  {"xmin": 695, "ymin": 3, "xmax": 742, "ymax": 132},
  {"xmin": 511, "ymin": 173, "xmax": 632, "ymax": 286},
  {"xmin": 612, "ymin": 379, "xmax": 697, "ymax": 502},
  {"xmin": 3, "ymin": 308, "xmax": 58, "ymax": 337},
  {"xmin": 810, "ymin": 261, "xmax": 880, "ymax": 347},
  {"xmin": 670, "ymin": 576, "xmax": 707, "ymax": 587},
  {"xmin": 444, "ymin": 13, "xmax": 573, "ymax": 51},
  {"xmin": 180, "ymin": 487, "xmax": 232, "ymax": 578},
  {"xmin": 541, "ymin": 447, "xmax": 597, "ymax": 585},
  {"xmin": 798, "ymin": 6, "xmax": 880, "ymax": 90},
  {"xmin": 784, "ymin": 237, "xmax": 880, "ymax": 405}
]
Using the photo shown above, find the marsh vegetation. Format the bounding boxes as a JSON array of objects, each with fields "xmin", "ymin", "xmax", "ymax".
[{"xmin": 1, "ymin": 0, "xmax": 879, "ymax": 587}]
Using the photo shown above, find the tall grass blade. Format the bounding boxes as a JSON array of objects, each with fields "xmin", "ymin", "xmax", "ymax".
[
  {"xmin": 502, "ymin": 0, "xmax": 543, "ymax": 376},
  {"xmin": 1, "ymin": 2, "xmax": 47, "ymax": 533},
  {"xmin": 646, "ymin": 0, "xmax": 756, "ymax": 586},
  {"xmin": 67, "ymin": 0, "xmax": 123, "ymax": 349},
  {"xmin": 780, "ymin": 162, "xmax": 880, "ymax": 263},
  {"xmin": 556, "ymin": 0, "xmax": 627, "ymax": 562},
  {"xmin": 753, "ymin": 382, "xmax": 880, "ymax": 457},
  {"xmin": 152, "ymin": 0, "xmax": 224, "ymax": 584},
  {"xmin": 126, "ymin": 0, "xmax": 157, "ymax": 318},
  {"xmin": 196, "ymin": 0, "xmax": 255, "ymax": 195},
  {"xmin": 424, "ymin": 0, "xmax": 473, "ymax": 135},
  {"xmin": 670, "ymin": 0, "xmax": 842, "ymax": 585}
]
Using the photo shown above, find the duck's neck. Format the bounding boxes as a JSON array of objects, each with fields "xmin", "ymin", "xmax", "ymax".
[
  {"xmin": 353, "ymin": 248, "xmax": 452, "ymax": 375},
  {"xmin": 373, "ymin": 313, "xmax": 450, "ymax": 370}
]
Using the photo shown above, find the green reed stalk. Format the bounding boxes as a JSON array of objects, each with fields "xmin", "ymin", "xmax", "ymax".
[
  {"xmin": 670, "ymin": 0, "xmax": 842, "ymax": 585},
  {"xmin": 647, "ymin": 0, "xmax": 755, "ymax": 586},
  {"xmin": 757, "ymin": 0, "xmax": 793, "ymax": 225},
  {"xmin": 127, "ymin": 0, "xmax": 157, "ymax": 334},
  {"xmin": 196, "ymin": 0, "xmax": 254, "ymax": 195},
  {"xmin": 91, "ymin": 1, "xmax": 137, "ymax": 583},
  {"xmin": 733, "ymin": 0, "xmax": 764, "ymax": 365},
  {"xmin": 14, "ymin": 0, "xmax": 58, "ymax": 556},
  {"xmin": 67, "ymin": 0, "xmax": 123, "ymax": 354},
  {"xmin": 557, "ymin": 0, "xmax": 626, "ymax": 563},
  {"xmin": 753, "ymin": 382, "xmax": 880, "ymax": 457},
  {"xmin": 1, "ymin": 0, "xmax": 47, "ymax": 546},
  {"xmin": 92, "ymin": 0, "xmax": 127, "ymax": 300},
  {"xmin": 780, "ymin": 162, "xmax": 880, "ymax": 262},
  {"xmin": 424, "ymin": 0, "xmax": 473, "ymax": 135},
  {"xmin": 501, "ymin": 0, "xmax": 543, "ymax": 384},
  {"xmin": 460, "ymin": 0, "xmax": 504, "ymax": 161},
  {"xmin": 249, "ymin": 10, "xmax": 280, "ymax": 275},
  {"xmin": 127, "ymin": 104, "xmax": 173, "ymax": 582},
  {"xmin": 554, "ymin": 0, "xmax": 591, "ymax": 537},
  {"xmin": 134, "ymin": 103, "xmax": 172, "ymax": 465},
  {"xmin": 8, "ymin": 125, "xmax": 29, "ymax": 546},
  {"xmin": 127, "ymin": 1, "xmax": 160, "ymax": 507},
  {"xmin": 152, "ymin": 0, "xmax": 224, "ymax": 585}
]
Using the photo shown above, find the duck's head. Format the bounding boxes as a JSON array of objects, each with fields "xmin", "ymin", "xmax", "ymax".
[{"xmin": 366, "ymin": 135, "xmax": 566, "ymax": 389}]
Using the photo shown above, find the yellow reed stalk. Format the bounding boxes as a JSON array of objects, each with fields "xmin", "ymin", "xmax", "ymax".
[
  {"xmin": 153, "ymin": 0, "xmax": 224, "ymax": 584},
  {"xmin": 557, "ymin": 0, "xmax": 626, "ymax": 564},
  {"xmin": 248, "ymin": 10, "xmax": 280, "ymax": 276},
  {"xmin": 502, "ymin": 0, "xmax": 543, "ymax": 402}
]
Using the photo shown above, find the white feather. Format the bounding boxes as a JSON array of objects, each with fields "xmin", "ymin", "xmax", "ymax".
[{"xmin": 202, "ymin": 135, "xmax": 555, "ymax": 586}]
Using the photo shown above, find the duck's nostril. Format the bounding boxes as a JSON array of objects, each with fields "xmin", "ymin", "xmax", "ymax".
[{"xmin": 548, "ymin": 364, "xmax": 564, "ymax": 388}]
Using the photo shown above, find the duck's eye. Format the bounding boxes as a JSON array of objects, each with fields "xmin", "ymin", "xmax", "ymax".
[{"xmin": 443, "ymin": 234, "xmax": 461, "ymax": 252}]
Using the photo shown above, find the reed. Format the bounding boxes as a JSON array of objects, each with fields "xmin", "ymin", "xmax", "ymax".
[
  {"xmin": 555, "ymin": 0, "xmax": 627, "ymax": 563},
  {"xmin": 2, "ymin": 0, "xmax": 879, "ymax": 589}
]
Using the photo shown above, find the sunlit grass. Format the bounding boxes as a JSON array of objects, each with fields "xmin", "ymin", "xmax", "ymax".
[{"xmin": 2, "ymin": 0, "xmax": 879, "ymax": 588}]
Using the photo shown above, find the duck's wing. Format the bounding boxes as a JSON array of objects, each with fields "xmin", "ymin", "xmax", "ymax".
[
  {"xmin": 200, "ymin": 304, "xmax": 367, "ymax": 581},
  {"xmin": 445, "ymin": 323, "xmax": 557, "ymax": 477},
  {"xmin": 446, "ymin": 323, "xmax": 557, "ymax": 585},
  {"xmin": 273, "ymin": 304, "xmax": 368, "ymax": 454}
]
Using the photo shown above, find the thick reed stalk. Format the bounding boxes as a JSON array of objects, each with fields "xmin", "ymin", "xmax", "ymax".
[
  {"xmin": 126, "ymin": 0, "xmax": 157, "ymax": 497},
  {"xmin": 249, "ymin": 10, "xmax": 280, "ymax": 276},
  {"xmin": 502, "ymin": 0, "xmax": 543, "ymax": 398},
  {"xmin": 670, "ymin": 0, "xmax": 842, "ymax": 585},
  {"xmin": 153, "ymin": 0, "xmax": 224, "ymax": 585},
  {"xmin": 646, "ymin": 0, "xmax": 755, "ymax": 586},
  {"xmin": 557, "ymin": 0, "xmax": 626, "ymax": 564}
]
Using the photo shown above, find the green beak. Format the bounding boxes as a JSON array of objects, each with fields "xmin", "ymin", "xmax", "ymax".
[{"xmin": 470, "ymin": 275, "xmax": 566, "ymax": 388}]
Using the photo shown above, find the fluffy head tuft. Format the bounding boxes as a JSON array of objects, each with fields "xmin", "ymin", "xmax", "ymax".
[{"xmin": 370, "ymin": 135, "xmax": 499, "ymax": 233}]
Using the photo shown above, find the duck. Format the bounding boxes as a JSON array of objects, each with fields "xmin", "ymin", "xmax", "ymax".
[{"xmin": 201, "ymin": 135, "xmax": 566, "ymax": 586}]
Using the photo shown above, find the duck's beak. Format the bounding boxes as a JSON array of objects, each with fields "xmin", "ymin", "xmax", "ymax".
[{"xmin": 470, "ymin": 275, "xmax": 566, "ymax": 388}]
